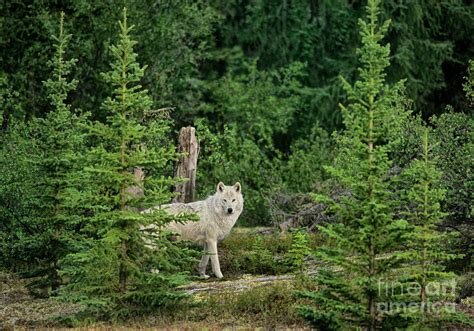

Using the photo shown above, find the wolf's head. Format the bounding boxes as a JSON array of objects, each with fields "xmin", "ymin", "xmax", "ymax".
[{"xmin": 215, "ymin": 181, "xmax": 244, "ymax": 216}]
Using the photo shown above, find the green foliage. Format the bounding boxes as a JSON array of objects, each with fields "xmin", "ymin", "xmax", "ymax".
[
  {"xmin": 465, "ymin": 60, "xmax": 474, "ymax": 106},
  {"xmin": 382, "ymin": 0, "xmax": 469, "ymax": 117},
  {"xmin": 394, "ymin": 110, "xmax": 473, "ymax": 262},
  {"xmin": 129, "ymin": 1, "xmax": 220, "ymax": 119},
  {"xmin": 156, "ymin": 283, "xmax": 306, "ymax": 329},
  {"xmin": 0, "ymin": 1, "xmax": 472, "ymax": 326},
  {"xmin": 214, "ymin": 0, "xmax": 473, "ymax": 127},
  {"xmin": 392, "ymin": 113, "xmax": 425, "ymax": 167},
  {"xmin": 203, "ymin": 60, "xmax": 307, "ymax": 147},
  {"xmin": 0, "ymin": 12, "xmax": 87, "ymax": 295},
  {"xmin": 284, "ymin": 229, "xmax": 312, "ymax": 272},
  {"xmin": 201, "ymin": 284, "xmax": 302, "ymax": 328},
  {"xmin": 397, "ymin": 107, "xmax": 474, "ymax": 270},
  {"xmin": 0, "ymin": 0, "xmax": 219, "ymax": 122},
  {"xmin": 23, "ymin": 11, "xmax": 87, "ymax": 293},
  {"xmin": 393, "ymin": 128, "xmax": 467, "ymax": 327},
  {"xmin": 218, "ymin": 232, "xmax": 289, "ymax": 276},
  {"xmin": 42, "ymin": 12, "xmax": 78, "ymax": 114},
  {"xmin": 214, "ymin": 0, "xmax": 357, "ymax": 130},
  {"xmin": 247, "ymin": 235, "xmax": 274, "ymax": 275},
  {"xmin": 195, "ymin": 60, "xmax": 314, "ymax": 224},
  {"xmin": 431, "ymin": 112, "xmax": 473, "ymax": 231},
  {"xmin": 282, "ymin": 125, "xmax": 333, "ymax": 193},
  {"xmin": 432, "ymin": 112, "xmax": 474, "ymax": 270},
  {"xmin": 1, "ymin": 0, "xmax": 471, "ymax": 225},
  {"xmin": 56, "ymin": 9, "xmax": 190, "ymax": 320},
  {"xmin": 298, "ymin": 1, "xmax": 409, "ymax": 329},
  {"xmin": 457, "ymin": 272, "xmax": 474, "ymax": 302},
  {"xmin": 0, "ymin": 72, "xmax": 21, "ymax": 126},
  {"xmin": 3, "ymin": 0, "xmax": 471, "ymax": 126},
  {"xmin": 0, "ymin": 121, "xmax": 42, "ymax": 272},
  {"xmin": 216, "ymin": 230, "xmax": 324, "ymax": 277}
]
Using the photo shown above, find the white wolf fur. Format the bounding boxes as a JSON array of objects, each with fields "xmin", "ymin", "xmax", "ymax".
[{"xmin": 143, "ymin": 182, "xmax": 243, "ymax": 279}]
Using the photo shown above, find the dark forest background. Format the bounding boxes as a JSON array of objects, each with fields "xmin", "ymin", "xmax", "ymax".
[
  {"xmin": 1, "ymin": 0, "xmax": 472, "ymax": 224},
  {"xmin": 3, "ymin": 1, "xmax": 473, "ymax": 123},
  {"xmin": 1, "ymin": 1, "xmax": 473, "ymax": 327}
]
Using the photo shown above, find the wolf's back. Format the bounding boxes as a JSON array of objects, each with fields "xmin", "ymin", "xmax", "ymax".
[{"xmin": 160, "ymin": 199, "xmax": 211, "ymax": 243}]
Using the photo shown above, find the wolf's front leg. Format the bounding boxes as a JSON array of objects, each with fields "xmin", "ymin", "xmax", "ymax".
[
  {"xmin": 207, "ymin": 239, "xmax": 223, "ymax": 279},
  {"xmin": 198, "ymin": 242, "xmax": 210, "ymax": 278}
]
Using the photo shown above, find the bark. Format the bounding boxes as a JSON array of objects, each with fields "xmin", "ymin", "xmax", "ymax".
[
  {"xmin": 124, "ymin": 167, "xmax": 144, "ymax": 200},
  {"xmin": 173, "ymin": 126, "xmax": 199, "ymax": 203}
]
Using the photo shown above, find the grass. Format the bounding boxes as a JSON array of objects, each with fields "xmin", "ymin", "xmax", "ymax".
[
  {"xmin": 1, "ymin": 228, "xmax": 472, "ymax": 329},
  {"xmin": 0, "ymin": 272, "xmax": 81, "ymax": 329},
  {"xmin": 0, "ymin": 229, "xmax": 319, "ymax": 329},
  {"xmin": 217, "ymin": 227, "xmax": 324, "ymax": 277},
  {"xmin": 129, "ymin": 280, "xmax": 312, "ymax": 329},
  {"xmin": 0, "ymin": 271, "xmax": 311, "ymax": 329}
]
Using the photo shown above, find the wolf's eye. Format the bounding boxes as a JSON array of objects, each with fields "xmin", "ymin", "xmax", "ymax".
[
  {"xmin": 223, "ymin": 199, "xmax": 227, "ymax": 202},
  {"xmin": 232, "ymin": 199, "xmax": 236, "ymax": 202}
]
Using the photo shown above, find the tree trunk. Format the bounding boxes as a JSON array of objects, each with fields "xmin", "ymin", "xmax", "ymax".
[
  {"xmin": 119, "ymin": 240, "xmax": 127, "ymax": 293},
  {"xmin": 173, "ymin": 126, "xmax": 199, "ymax": 203},
  {"xmin": 125, "ymin": 167, "xmax": 144, "ymax": 200}
]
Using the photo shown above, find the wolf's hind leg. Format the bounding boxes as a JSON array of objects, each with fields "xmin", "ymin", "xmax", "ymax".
[
  {"xmin": 198, "ymin": 243, "xmax": 210, "ymax": 278},
  {"xmin": 207, "ymin": 239, "xmax": 223, "ymax": 279}
]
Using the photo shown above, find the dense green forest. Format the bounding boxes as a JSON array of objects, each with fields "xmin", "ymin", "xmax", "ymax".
[{"xmin": 0, "ymin": 0, "xmax": 473, "ymax": 329}]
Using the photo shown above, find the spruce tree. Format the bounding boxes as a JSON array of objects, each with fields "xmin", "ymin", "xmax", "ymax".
[
  {"xmin": 248, "ymin": 235, "xmax": 274, "ymax": 274},
  {"xmin": 394, "ymin": 128, "xmax": 471, "ymax": 327},
  {"xmin": 3, "ymin": 12, "xmax": 86, "ymax": 294},
  {"xmin": 285, "ymin": 229, "xmax": 312, "ymax": 273},
  {"xmin": 298, "ymin": 0, "xmax": 408, "ymax": 329},
  {"xmin": 58, "ymin": 8, "xmax": 190, "ymax": 320}
]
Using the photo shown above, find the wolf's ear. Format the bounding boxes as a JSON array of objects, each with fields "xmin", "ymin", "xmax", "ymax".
[
  {"xmin": 234, "ymin": 182, "xmax": 241, "ymax": 193},
  {"xmin": 217, "ymin": 181, "xmax": 225, "ymax": 193}
]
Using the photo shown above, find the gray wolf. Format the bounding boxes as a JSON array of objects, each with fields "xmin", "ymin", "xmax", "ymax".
[{"xmin": 143, "ymin": 182, "xmax": 243, "ymax": 279}]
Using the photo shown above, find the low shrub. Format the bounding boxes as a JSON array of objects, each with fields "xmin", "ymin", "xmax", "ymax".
[
  {"xmin": 194, "ymin": 283, "xmax": 306, "ymax": 328},
  {"xmin": 217, "ymin": 229, "xmax": 322, "ymax": 277},
  {"xmin": 217, "ymin": 232, "xmax": 289, "ymax": 277},
  {"xmin": 457, "ymin": 272, "xmax": 474, "ymax": 302}
]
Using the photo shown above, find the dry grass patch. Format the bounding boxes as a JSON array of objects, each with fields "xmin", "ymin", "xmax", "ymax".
[{"xmin": 0, "ymin": 272, "xmax": 80, "ymax": 329}]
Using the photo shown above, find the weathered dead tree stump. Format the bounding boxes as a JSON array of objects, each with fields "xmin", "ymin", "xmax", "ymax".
[
  {"xmin": 173, "ymin": 126, "xmax": 200, "ymax": 203},
  {"xmin": 124, "ymin": 167, "xmax": 145, "ymax": 211},
  {"xmin": 125, "ymin": 167, "xmax": 144, "ymax": 199}
]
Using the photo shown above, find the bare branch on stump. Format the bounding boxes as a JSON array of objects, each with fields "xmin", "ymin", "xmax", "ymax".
[{"xmin": 173, "ymin": 126, "xmax": 200, "ymax": 203}]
